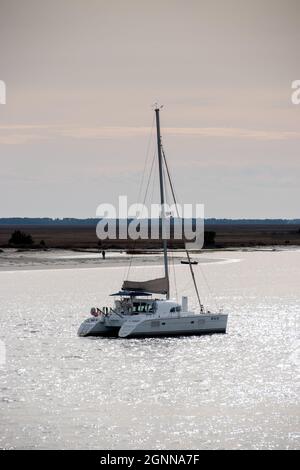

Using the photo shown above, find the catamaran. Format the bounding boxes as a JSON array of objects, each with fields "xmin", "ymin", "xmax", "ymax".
[{"xmin": 78, "ymin": 106, "xmax": 228, "ymax": 338}]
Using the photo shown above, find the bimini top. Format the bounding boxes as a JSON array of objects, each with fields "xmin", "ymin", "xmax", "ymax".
[
  {"xmin": 122, "ymin": 276, "xmax": 169, "ymax": 295},
  {"xmin": 110, "ymin": 290, "xmax": 153, "ymax": 297}
]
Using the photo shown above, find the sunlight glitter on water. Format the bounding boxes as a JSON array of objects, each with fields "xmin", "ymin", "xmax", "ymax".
[{"xmin": 0, "ymin": 250, "xmax": 299, "ymax": 449}]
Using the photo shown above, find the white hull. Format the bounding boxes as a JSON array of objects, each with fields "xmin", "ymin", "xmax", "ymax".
[
  {"xmin": 78, "ymin": 312, "xmax": 228, "ymax": 338},
  {"xmin": 118, "ymin": 313, "xmax": 228, "ymax": 338},
  {"xmin": 77, "ymin": 313, "xmax": 123, "ymax": 337}
]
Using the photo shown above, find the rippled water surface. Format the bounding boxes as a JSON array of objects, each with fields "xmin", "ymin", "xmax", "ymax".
[{"xmin": 0, "ymin": 250, "xmax": 299, "ymax": 449}]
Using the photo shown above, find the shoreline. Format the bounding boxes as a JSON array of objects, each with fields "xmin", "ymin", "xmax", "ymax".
[{"xmin": 0, "ymin": 246, "xmax": 299, "ymax": 273}]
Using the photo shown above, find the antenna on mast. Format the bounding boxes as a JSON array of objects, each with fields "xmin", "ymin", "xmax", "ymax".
[{"xmin": 152, "ymin": 102, "xmax": 164, "ymax": 111}]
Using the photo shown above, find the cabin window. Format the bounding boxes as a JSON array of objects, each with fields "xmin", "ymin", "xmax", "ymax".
[{"xmin": 170, "ymin": 306, "xmax": 181, "ymax": 313}]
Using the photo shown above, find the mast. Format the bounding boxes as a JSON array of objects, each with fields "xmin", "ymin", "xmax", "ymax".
[{"xmin": 155, "ymin": 106, "xmax": 169, "ymax": 299}]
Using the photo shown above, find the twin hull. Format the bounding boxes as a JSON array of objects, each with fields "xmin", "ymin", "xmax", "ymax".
[{"xmin": 78, "ymin": 314, "xmax": 228, "ymax": 338}]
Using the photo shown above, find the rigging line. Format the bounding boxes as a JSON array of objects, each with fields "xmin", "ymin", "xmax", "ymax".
[
  {"xmin": 148, "ymin": 152, "xmax": 167, "ymax": 284},
  {"xmin": 162, "ymin": 157, "xmax": 170, "ymax": 237},
  {"xmin": 141, "ymin": 148, "xmax": 157, "ymax": 217},
  {"xmin": 125, "ymin": 151, "xmax": 156, "ymax": 279},
  {"xmin": 171, "ymin": 249, "xmax": 178, "ymax": 302},
  {"xmin": 125, "ymin": 147, "xmax": 157, "ymax": 280},
  {"xmin": 149, "ymin": 150, "xmax": 157, "ymax": 206},
  {"xmin": 178, "ymin": 257, "xmax": 197, "ymax": 295},
  {"xmin": 196, "ymin": 261, "xmax": 220, "ymax": 311},
  {"xmin": 149, "ymin": 149, "xmax": 158, "ymax": 249},
  {"xmin": 146, "ymin": 154, "xmax": 160, "ymax": 283},
  {"xmin": 136, "ymin": 114, "xmax": 155, "ymax": 204},
  {"xmin": 162, "ymin": 148, "xmax": 218, "ymax": 310},
  {"xmin": 162, "ymin": 156, "xmax": 178, "ymax": 301},
  {"xmin": 161, "ymin": 146, "xmax": 181, "ymax": 206},
  {"xmin": 180, "ymin": 278, "xmax": 194, "ymax": 295},
  {"xmin": 163, "ymin": 148, "xmax": 218, "ymax": 312},
  {"xmin": 161, "ymin": 146, "xmax": 203, "ymax": 311},
  {"xmin": 122, "ymin": 116, "xmax": 155, "ymax": 282}
]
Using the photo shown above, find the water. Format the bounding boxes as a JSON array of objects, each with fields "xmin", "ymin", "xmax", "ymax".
[{"xmin": 0, "ymin": 250, "xmax": 299, "ymax": 449}]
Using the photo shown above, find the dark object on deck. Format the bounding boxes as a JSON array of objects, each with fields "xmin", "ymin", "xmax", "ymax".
[
  {"xmin": 102, "ymin": 250, "xmax": 106, "ymax": 259},
  {"xmin": 181, "ymin": 260, "xmax": 198, "ymax": 265}
]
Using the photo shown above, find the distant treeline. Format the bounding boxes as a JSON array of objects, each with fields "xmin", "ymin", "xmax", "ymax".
[{"xmin": 0, "ymin": 217, "xmax": 299, "ymax": 226}]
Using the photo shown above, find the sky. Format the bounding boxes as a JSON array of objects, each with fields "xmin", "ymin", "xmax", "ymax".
[{"xmin": 0, "ymin": 0, "xmax": 299, "ymax": 218}]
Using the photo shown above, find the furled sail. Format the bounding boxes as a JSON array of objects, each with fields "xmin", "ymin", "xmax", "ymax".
[{"xmin": 122, "ymin": 277, "xmax": 169, "ymax": 295}]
